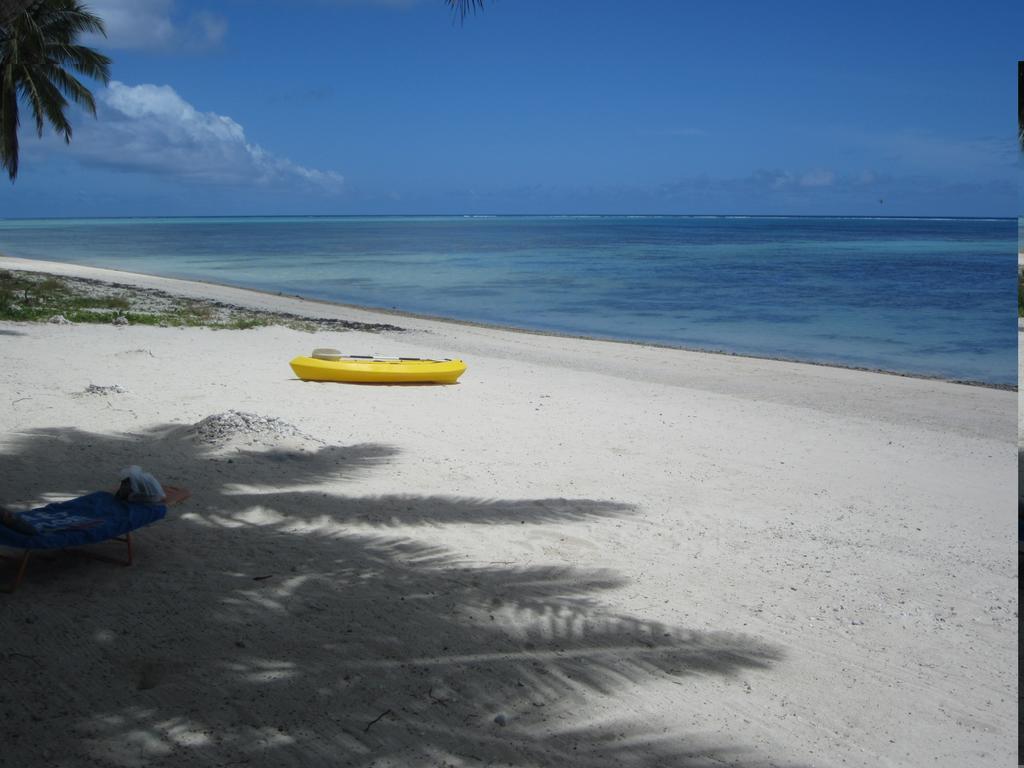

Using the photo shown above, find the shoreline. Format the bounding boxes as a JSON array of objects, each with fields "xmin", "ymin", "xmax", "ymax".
[{"xmin": 1, "ymin": 254, "xmax": 1013, "ymax": 392}]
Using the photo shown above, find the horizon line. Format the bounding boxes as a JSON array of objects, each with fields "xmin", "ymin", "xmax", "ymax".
[{"xmin": 0, "ymin": 213, "xmax": 1016, "ymax": 222}]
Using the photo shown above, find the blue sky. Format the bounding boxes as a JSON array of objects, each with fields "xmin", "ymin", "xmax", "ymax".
[{"xmin": 1, "ymin": 0, "xmax": 1020, "ymax": 217}]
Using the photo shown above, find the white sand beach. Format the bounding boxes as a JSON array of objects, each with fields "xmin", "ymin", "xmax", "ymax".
[{"xmin": 0, "ymin": 255, "xmax": 1016, "ymax": 768}]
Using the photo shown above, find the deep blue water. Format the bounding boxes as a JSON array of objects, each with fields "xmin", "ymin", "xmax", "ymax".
[{"xmin": 0, "ymin": 215, "xmax": 1015, "ymax": 385}]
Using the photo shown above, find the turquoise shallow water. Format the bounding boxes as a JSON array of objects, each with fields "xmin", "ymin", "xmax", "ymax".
[{"xmin": 0, "ymin": 215, "xmax": 1015, "ymax": 385}]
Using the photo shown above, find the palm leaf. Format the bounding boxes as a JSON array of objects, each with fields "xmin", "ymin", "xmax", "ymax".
[
  {"xmin": 22, "ymin": 64, "xmax": 71, "ymax": 139},
  {"xmin": 47, "ymin": 43, "xmax": 111, "ymax": 82},
  {"xmin": 0, "ymin": 1, "xmax": 39, "ymax": 27},
  {"xmin": 42, "ymin": 61, "xmax": 95, "ymax": 114},
  {"xmin": 447, "ymin": 0, "xmax": 485, "ymax": 21},
  {"xmin": 14, "ymin": 67, "xmax": 46, "ymax": 136}
]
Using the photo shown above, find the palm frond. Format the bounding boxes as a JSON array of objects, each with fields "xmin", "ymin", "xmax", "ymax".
[
  {"xmin": 0, "ymin": 1, "xmax": 39, "ymax": 28},
  {"xmin": 15, "ymin": 69, "xmax": 45, "ymax": 136},
  {"xmin": 17, "ymin": 64, "xmax": 70, "ymax": 139},
  {"xmin": 28, "ymin": 62, "xmax": 74, "ymax": 139},
  {"xmin": 447, "ymin": 0, "xmax": 485, "ymax": 21},
  {"xmin": 42, "ymin": 62, "xmax": 94, "ymax": 113},
  {"xmin": 47, "ymin": 43, "xmax": 111, "ymax": 83},
  {"xmin": 34, "ymin": 1, "xmax": 105, "ymax": 39}
]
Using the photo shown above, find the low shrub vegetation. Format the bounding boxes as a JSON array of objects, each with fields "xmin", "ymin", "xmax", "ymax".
[{"xmin": 0, "ymin": 269, "xmax": 403, "ymax": 334}]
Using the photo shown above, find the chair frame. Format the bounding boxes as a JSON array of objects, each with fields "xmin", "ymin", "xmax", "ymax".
[{"xmin": 0, "ymin": 486, "xmax": 188, "ymax": 593}]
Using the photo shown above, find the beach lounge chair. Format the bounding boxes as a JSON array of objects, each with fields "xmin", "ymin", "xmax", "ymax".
[{"xmin": 0, "ymin": 486, "xmax": 190, "ymax": 593}]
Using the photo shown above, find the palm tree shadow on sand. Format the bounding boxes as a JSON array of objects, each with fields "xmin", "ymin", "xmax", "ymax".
[{"xmin": 0, "ymin": 425, "xmax": 797, "ymax": 767}]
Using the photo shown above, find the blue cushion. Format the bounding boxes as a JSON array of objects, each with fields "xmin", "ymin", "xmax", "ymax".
[{"xmin": 0, "ymin": 492, "xmax": 167, "ymax": 550}]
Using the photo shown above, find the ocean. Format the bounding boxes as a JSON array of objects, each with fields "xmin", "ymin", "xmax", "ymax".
[{"xmin": 0, "ymin": 215, "xmax": 1015, "ymax": 386}]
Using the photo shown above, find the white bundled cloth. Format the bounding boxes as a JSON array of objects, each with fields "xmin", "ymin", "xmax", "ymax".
[{"xmin": 119, "ymin": 465, "xmax": 165, "ymax": 504}]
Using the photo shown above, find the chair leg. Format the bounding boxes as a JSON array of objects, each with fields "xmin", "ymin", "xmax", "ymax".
[
  {"xmin": 5, "ymin": 551, "xmax": 30, "ymax": 594},
  {"xmin": 74, "ymin": 535, "xmax": 134, "ymax": 567},
  {"xmin": 2, "ymin": 532, "xmax": 137, "ymax": 593}
]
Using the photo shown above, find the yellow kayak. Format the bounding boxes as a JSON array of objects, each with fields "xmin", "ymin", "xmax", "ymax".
[{"xmin": 290, "ymin": 350, "xmax": 467, "ymax": 384}]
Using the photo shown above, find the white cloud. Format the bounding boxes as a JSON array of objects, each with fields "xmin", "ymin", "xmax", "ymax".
[
  {"xmin": 66, "ymin": 81, "xmax": 343, "ymax": 190},
  {"xmin": 191, "ymin": 10, "xmax": 228, "ymax": 46},
  {"xmin": 798, "ymin": 168, "xmax": 835, "ymax": 188},
  {"xmin": 85, "ymin": 0, "xmax": 227, "ymax": 50}
]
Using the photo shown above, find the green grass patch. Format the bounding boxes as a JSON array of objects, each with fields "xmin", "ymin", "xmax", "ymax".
[
  {"xmin": 0, "ymin": 269, "xmax": 402, "ymax": 334},
  {"xmin": 0, "ymin": 272, "xmax": 135, "ymax": 322},
  {"xmin": 0, "ymin": 271, "xmax": 265, "ymax": 328},
  {"xmin": 1018, "ymin": 270, "xmax": 1023, "ymax": 317}
]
